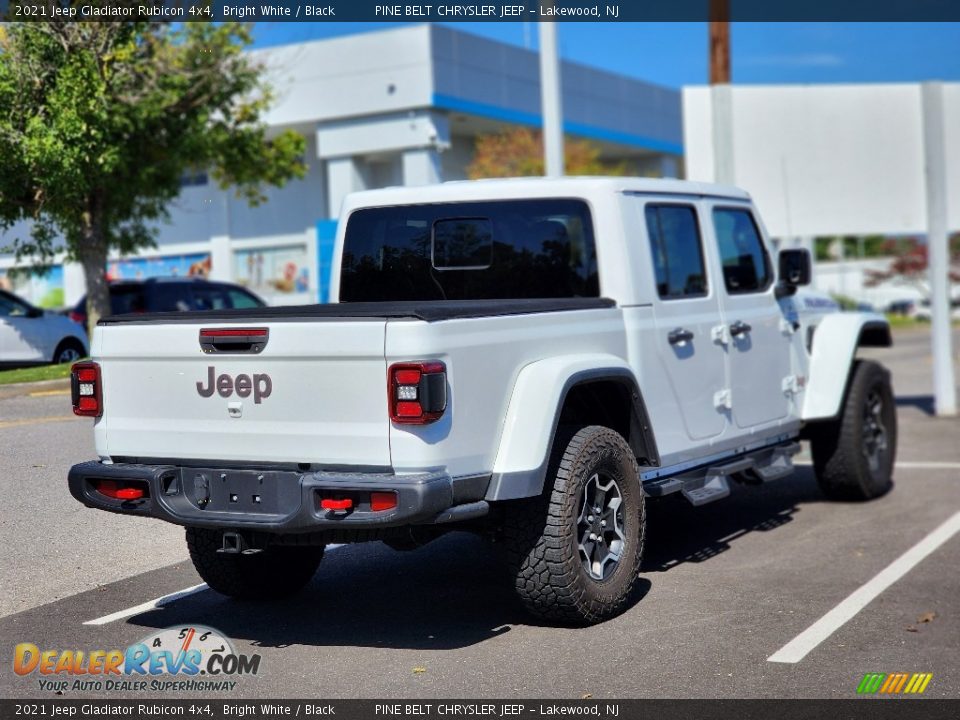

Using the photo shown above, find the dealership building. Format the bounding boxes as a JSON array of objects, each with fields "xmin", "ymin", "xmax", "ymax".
[{"xmin": 0, "ymin": 24, "xmax": 683, "ymax": 308}]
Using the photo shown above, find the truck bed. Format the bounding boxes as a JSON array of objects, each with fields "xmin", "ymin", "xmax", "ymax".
[{"xmin": 96, "ymin": 298, "xmax": 616, "ymax": 325}]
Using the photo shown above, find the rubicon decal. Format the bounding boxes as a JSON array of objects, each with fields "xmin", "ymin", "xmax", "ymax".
[
  {"xmin": 196, "ymin": 366, "xmax": 272, "ymax": 404},
  {"xmin": 13, "ymin": 625, "xmax": 260, "ymax": 693},
  {"xmin": 857, "ymin": 672, "xmax": 933, "ymax": 695}
]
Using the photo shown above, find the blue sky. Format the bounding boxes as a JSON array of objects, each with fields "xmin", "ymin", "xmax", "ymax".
[{"xmin": 253, "ymin": 22, "xmax": 960, "ymax": 89}]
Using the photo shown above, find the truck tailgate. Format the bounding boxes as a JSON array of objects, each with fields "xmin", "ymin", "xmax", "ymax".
[{"xmin": 95, "ymin": 320, "xmax": 390, "ymax": 466}]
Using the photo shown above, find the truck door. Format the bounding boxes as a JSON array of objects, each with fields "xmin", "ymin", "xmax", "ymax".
[
  {"xmin": 643, "ymin": 202, "xmax": 727, "ymax": 447},
  {"xmin": 705, "ymin": 204, "xmax": 791, "ymax": 429}
]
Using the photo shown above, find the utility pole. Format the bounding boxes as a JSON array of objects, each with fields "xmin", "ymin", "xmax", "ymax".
[
  {"xmin": 539, "ymin": 5, "xmax": 564, "ymax": 177},
  {"xmin": 709, "ymin": 0, "xmax": 731, "ymax": 85},
  {"xmin": 709, "ymin": 1, "xmax": 734, "ymax": 185}
]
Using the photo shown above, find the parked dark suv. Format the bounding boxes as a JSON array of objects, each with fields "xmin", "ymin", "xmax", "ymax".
[{"xmin": 69, "ymin": 278, "xmax": 266, "ymax": 326}]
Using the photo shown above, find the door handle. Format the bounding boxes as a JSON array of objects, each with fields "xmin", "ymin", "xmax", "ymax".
[
  {"xmin": 668, "ymin": 328, "xmax": 695, "ymax": 345},
  {"xmin": 730, "ymin": 321, "xmax": 752, "ymax": 337}
]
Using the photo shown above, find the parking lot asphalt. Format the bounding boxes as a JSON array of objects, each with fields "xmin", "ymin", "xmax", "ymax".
[{"xmin": 1, "ymin": 328, "xmax": 958, "ymax": 700}]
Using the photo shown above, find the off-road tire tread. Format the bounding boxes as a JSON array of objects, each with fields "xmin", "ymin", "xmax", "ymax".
[
  {"xmin": 810, "ymin": 360, "xmax": 896, "ymax": 501},
  {"xmin": 504, "ymin": 425, "xmax": 645, "ymax": 625}
]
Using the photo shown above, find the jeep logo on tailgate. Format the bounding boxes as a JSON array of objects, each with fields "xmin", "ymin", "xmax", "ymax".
[{"xmin": 196, "ymin": 366, "xmax": 272, "ymax": 404}]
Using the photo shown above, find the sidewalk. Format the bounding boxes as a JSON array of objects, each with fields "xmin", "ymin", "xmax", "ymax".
[{"xmin": 0, "ymin": 378, "xmax": 71, "ymax": 401}]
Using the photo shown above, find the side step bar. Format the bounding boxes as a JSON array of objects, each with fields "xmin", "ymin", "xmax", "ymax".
[{"xmin": 644, "ymin": 442, "xmax": 801, "ymax": 507}]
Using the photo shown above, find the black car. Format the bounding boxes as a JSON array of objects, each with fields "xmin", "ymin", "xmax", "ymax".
[{"xmin": 69, "ymin": 278, "xmax": 266, "ymax": 326}]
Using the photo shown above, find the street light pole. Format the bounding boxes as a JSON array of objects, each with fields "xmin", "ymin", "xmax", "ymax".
[
  {"xmin": 539, "ymin": 8, "xmax": 564, "ymax": 177},
  {"xmin": 922, "ymin": 82, "xmax": 958, "ymax": 416}
]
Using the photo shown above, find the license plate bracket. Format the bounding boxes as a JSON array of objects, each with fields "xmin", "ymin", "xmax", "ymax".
[{"xmin": 182, "ymin": 468, "xmax": 302, "ymax": 515}]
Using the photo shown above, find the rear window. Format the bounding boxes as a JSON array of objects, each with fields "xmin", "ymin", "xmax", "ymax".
[
  {"xmin": 110, "ymin": 286, "xmax": 146, "ymax": 315},
  {"xmin": 149, "ymin": 284, "xmax": 193, "ymax": 313},
  {"xmin": 339, "ymin": 199, "xmax": 599, "ymax": 302}
]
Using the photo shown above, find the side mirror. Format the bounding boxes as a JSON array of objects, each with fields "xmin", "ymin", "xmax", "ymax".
[
  {"xmin": 775, "ymin": 248, "xmax": 811, "ymax": 299},
  {"xmin": 779, "ymin": 249, "xmax": 811, "ymax": 286}
]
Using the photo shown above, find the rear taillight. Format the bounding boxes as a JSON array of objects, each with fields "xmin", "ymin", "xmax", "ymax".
[
  {"xmin": 71, "ymin": 361, "xmax": 102, "ymax": 417},
  {"xmin": 388, "ymin": 361, "xmax": 447, "ymax": 425},
  {"xmin": 68, "ymin": 311, "xmax": 84, "ymax": 325}
]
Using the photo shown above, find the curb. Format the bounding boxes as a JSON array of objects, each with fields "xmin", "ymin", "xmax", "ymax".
[{"xmin": 0, "ymin": 378, "xmax": 71, "ymax": 401}]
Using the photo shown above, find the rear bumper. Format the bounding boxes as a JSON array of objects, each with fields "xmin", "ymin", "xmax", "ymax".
[{"xmin": 68, "ymin": 461, "xmax": 489, "ymax": 533}]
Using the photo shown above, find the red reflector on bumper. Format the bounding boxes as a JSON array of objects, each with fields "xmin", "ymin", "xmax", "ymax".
[
  {"xmin": 93, "ymin": 479, "xmax": 146, "ymax": 500},
  {"xmin": 370, "ymin": 492, "xmax": 398, "ymax": 511},
  {"xmin": 114, "ymin": 487, "xmax": 145, "ymax": 500},
  {"xmin": 321, "ymin": 498, "xmax": 353, "ymax": 511}
]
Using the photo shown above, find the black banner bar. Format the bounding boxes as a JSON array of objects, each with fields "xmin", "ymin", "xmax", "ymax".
[
  {"xmin": 3, "ymin": 0, "xmax": 960, "ymax": 22},
  {"xmin": 1, "ymin": 699, "xmax": 959, "ymax": 720}
]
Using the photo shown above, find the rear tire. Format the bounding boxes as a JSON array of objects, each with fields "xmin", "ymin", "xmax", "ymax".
[
  {"xmin": 810, "ymin": 360, "xmax": 897, "ymax": 501},
  {"xmin": 503, "ymin": 425, "xmax": 645, "ymax": 625},
  {"xmin": 186, "ymin": 528, "xmax": 324, "ymax": 600}
]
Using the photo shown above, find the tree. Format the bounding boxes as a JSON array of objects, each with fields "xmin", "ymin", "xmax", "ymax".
[
  {"xmin": 0, "ymin": 22, "xmax": 306, "ymax": 332},
  {"xmin": 466, "ymin": 128, "xmax": 627, "ymax": 180},
  {"xmin": 864, "ymin": 236, "xmax": 960, "ymax": 297}
]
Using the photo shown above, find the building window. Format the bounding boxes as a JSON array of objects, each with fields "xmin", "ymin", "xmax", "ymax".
[{"xmin": 180, "ymin": 170, "xmax": 208, "ymax": 187}]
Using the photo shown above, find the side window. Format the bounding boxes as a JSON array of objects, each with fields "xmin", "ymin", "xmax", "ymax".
[
  {"xmin": 227, "ymin": 289, "xmax": 263, "ymax": 309},
  {"xmin": 644, "ymin": 204, "xmax": 707, "ymax": 299},
  {"xmin": 712, "ymin": 208, "xmax": 772, "ymax": 294},
  {"xmin": 191, "ymin": 286, "xmax": 230, "ymax": 311},
  {"xmin": 0, "ymin": 292, "xmax": 30, "ymax": 317}
]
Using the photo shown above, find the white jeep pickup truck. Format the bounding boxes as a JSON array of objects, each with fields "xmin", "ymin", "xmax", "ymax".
[{"xmin": 69, "ymin": 178, "xmax": 896, "ymax": 624}]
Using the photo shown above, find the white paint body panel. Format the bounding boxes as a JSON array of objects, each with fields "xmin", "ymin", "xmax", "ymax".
[
  {"xmin": 387, "ymin": 310, "xmax": 627, "ymax": 478},
  {"xmin": 802, "ymin": 312, "xmax": 889, "ymax": 421},
  {"xmin": 94, "ymin": 321, "xmax": 391, "ymax": 466},
  {"xmin": 491, "ymin": 353, "xmax": 633, "ymax": 478}
]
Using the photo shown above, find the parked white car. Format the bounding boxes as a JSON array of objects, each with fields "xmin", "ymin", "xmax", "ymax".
[
  {"xmin": 0, "ymin": 289, "xmax": 88, "ymax": 366},
  {"xmin": 911, "ymin": 299, "xmax": 960, "ymax": 322}
]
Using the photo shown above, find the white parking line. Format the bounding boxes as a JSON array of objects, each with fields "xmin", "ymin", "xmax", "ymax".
[
  {"xmin": 794, "ymin": 459, "xmax": 960, "ymax": 470},
  {"xmin": 83, "ymin": 544, "xmax": 344, "ymax": 626},
  {"xmin": 84, "ymin": 584, "xmax": 209, "ymax": 626},
  {"xmin": 768, "ymin": 509, "xmax": 960, "ymax": 664},
  {"xmin": 889, "ymin": 461, "xmax": 960, "ymax": 470}
]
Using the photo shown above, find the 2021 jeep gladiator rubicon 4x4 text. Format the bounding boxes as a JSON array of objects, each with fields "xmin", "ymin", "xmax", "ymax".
[{"xmin": 69, "ymin": 178, "xmax": 896, "ymax": 624}]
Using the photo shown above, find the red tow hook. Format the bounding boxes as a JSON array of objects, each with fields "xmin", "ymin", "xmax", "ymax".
[{"xmin": 321, "ymin": 498, "xmax": 353, "ymax": 514}]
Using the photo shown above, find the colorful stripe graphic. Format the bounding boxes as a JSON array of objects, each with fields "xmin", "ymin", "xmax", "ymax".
[{"xmin": 857, "ymin": 673, "xmax": 933, "ymax": 694}]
